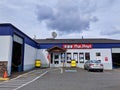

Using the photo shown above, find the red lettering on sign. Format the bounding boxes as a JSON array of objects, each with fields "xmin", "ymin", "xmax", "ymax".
[{"xmin": 62, "ymin": 44, "xmax": 92, "ymax": 49}]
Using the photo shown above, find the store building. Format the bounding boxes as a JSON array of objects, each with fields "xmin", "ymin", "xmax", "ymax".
[
  {"xmin": 0, "ymin": 23, "xmax": 120, "ymax": 75},
  {"xmin": 0, "ymin": 24, "xmax": 38, "ymax": 76},
  {"xmin": 35, "ymin": 39, "xmax": 120, "ymax": 70}
]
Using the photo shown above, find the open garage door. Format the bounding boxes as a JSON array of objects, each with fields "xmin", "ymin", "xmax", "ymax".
[
  {"xmin": 11, "ymin": 34, "xmax": 24, "ymax": 73},
  {"xmin": 112, "ymin": 48, "xmax": 120, "ymax": 68},
  {"xmin": 112, "ymin": 53, "xmax": 120, "ymax": 68}
]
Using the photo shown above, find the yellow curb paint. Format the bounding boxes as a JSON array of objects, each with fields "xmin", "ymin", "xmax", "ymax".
[{"xmin": 0, "ymin": 78, "xmax": 10, "ymax": 81}]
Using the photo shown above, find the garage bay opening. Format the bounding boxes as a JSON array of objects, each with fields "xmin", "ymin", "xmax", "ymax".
[
  {"xmin": 11, "ymin": 35, "xmax": 24, "ymax": 73},
  {"xmin": 112, "ymin": 53, "xmax": 120, "ymax": 68}
]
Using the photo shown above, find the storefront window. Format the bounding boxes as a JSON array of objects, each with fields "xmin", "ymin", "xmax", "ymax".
[
  {"xmin": 85, "ymin": 52, "xmax": 90, "ymax": 60},
  {"xmin": 96, "ymin": 52, "xmax": 101, "ymax": 61},
  {"xmin": 96, "ymin": 52, "xmax": 101, "ymax": 56},
  {"xmin": 61, "ymin": 53, "xmax": 65, "ymax": 62},
  {"xmin": 67, "ymin": 53, "xmax": 71, "ymax": 63},
  {"xmin": 54, "ymin": 54, "xmax": 59, "ymax": 64},
  {"xmin": 73, "ymin": 53, "xmax": 78, "ymax": 63},
  {"xmin": 79, "ymin": 53, "xmax": 84, "ymax": 63}
]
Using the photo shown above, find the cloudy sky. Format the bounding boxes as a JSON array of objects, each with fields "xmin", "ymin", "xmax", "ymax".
[{"xmin": 0, "ymin": 0, "xmax": 120, "ymax": 39}]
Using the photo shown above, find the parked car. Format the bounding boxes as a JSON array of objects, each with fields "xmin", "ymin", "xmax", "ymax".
[{"xmin": 84, "ymin": 60, "xmax": 104, "ymax": 72}]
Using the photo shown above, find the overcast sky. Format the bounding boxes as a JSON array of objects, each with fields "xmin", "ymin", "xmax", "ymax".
[{"xmin": 0, "ymin": 0, "xmax": 120, "ymax": 39}]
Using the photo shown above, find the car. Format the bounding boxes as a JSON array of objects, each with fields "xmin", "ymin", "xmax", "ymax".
[{"xmin": 84, "ymin": 60, "xmax": 104, "ymax": 72}]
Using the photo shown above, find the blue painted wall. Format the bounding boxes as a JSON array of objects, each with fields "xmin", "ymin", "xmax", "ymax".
[
  {"xmin": 0, "ymin": 24, "xmax": 38, "ymax": 48},
  {"xmin": 39, "ymin": 43, "xmax": 62, "ymax": 49},
  {"xmin": 93, "ymin": 43, "xmax": 120, "ymax": 48},
  {"xmin": 0, "ymin": 25, "xmax": 13, "ymax": 35},
  {"xmin": 38, "ymin": 43, "xmax": 120, "ymax": 49},
  {"xmin": 0, "ymin": 24, "xmax": 120, "ymax": 49}
]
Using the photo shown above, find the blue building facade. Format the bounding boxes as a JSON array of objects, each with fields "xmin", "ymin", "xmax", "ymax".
[{"xmin": 0, "ymin": 23, "xmax": 120, "ymax": 75}]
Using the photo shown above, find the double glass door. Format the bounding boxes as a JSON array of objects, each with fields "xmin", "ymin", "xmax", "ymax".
[
  {"xmin": 50, "ymin": 53, "xmax": 62, "ymax": 67},
  {"xmin": 54, "ymin": 53, "xmax": 59, "ymax": 64},
  {"xmin": 50, "ymin": 53, "xmax": 65, "ymax": 67},
  {"xmin": 53, "ymin": 53, "xmax": 61, "ymax": 67}
]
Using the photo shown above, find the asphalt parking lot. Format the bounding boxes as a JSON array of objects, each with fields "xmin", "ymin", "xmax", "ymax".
[{"xmin": 1, "ymin": 68, "xmax": 120, "ymax": 90}]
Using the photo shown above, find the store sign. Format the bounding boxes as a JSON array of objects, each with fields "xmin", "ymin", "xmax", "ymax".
[{"xmin": 62, "ymin": 44, "xmax": 92, "ymax": 49}]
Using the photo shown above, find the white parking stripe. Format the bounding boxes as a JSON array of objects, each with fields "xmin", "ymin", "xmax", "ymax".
[
  {"xmin": 13, "ymin": 71, "xmax": 48, "ymax": 90},
  {"xmin": 0, "ymin": 69, "xmax": 41, "ymax": 85},
  {"xmin": 11, "ymin": 70, "xmax": 38, "ymax": 80}
]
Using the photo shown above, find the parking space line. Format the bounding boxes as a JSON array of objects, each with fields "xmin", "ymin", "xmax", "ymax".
[
  {"xmin": 13, "ymin": 71, "xmax": 48, "ymax": 90},
  {"xmin": 0, "ymin": 69, "xmax": 42, "ymax": 85},
  {"xmin": 0, "ymin": 86, "xmax": 18, "ymax": 88}
]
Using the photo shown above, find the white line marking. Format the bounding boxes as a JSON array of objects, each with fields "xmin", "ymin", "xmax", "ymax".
[
  {"xmin": 0, "ymin": 86, "xmax": 18, "ymax": 88},
  {"xmin": 13, "ymin": 71, "xmax": 48, "ymax": 90},
  {"xmin": 0, "ymin": 70, "xmax": 38, "ymax": 85},
  {"xmin": 60, "ymin": 68, "xmax": 63, "ymax": 73},
  {"xmin": 11, "ymin": 70, "xmax": 37, "ymax": 80}
]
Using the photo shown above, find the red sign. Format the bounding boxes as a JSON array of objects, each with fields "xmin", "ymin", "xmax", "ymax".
[
  {"xmin": 105, "ymin": 57, "xmax": 108, "ymax": 61},
  {"xmin": 47, "ymin": 54, "xmax": 51, "ymax": 62},
  {"xmin": 62, "ymin": 44, "xmax": 92, "ymax": 49}
]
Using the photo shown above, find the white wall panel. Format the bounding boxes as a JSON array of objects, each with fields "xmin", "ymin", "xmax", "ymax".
[
  {"xmin": 66, "ymin": 49, "xmax": 112, "ymax": 70},
  {"xmin": 37, "ymin": 49, "xmax": 49, "ymax": 67},
  {"xmin": 24, "ymin": 44, "xmax": 37, "ymax": 71},
  {"xmin": 0, "ymin": 36, "xmax": 13, "ymax": 75},
  {"xmin": 40, "ymin": 48, "xmax": 112, "ymax": 70},
  {"xmin": 112, "ymin": 48, "xmax": 120, "ymax": 53}
]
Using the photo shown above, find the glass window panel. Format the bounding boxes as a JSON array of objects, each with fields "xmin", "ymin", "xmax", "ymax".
[
  {"xmin": 79, "ymin": 53, "xmax": 84, "ymax": 63},
  {"xmin": 85, "ymin": 53, "xmax": 90, "ymax": 60},
  {"xmin": 73, "ymin": 53, "xmax": 78, "ymax": 63}
]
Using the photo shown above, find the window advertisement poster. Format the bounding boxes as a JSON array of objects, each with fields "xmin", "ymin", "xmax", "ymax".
[
  {"xmin": 67, "ymin": 53, "xmax": 71, "ymax": 63},
  {"xmin": 61, "ymin": 53, "xmax": 65, "ymax": 62},
  {"xmin": 79, "ymin": 53, "xmax": 84, "ymax": 63},
  {"xmin": 73, "ymin": 53, "xmax": 78, "ymax": 62}
]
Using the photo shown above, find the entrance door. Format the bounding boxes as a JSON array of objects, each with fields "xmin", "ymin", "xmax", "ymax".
[{"xmin": 53, "ymin": 53, "xmax": 61, "ymax": 67}]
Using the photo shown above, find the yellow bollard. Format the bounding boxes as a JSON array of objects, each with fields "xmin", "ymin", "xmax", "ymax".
[
  {"xmin": 35, "ymin": 59, "xmax": 41, "ymax": 68},
  {"xmin": 71, "ymin": 59, "xmax": 77, "ymax": 67}
]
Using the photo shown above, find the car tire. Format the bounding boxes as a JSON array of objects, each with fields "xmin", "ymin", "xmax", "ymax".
[
  {"xmin": 100, "ymin": 69, "xmax": 103, "ymax": 72},
  {"xmin": 84, "ymin": 67, "xmax": 86, "ymax": 70}
]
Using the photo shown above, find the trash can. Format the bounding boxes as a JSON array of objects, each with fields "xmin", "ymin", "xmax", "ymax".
[
  {"xmin": 71, "ymin": 59, "xmax": 76, "ymax": 67},
  {"xmin": 35, "ymin": 59, "xmax": 41, "ymax": 68}
]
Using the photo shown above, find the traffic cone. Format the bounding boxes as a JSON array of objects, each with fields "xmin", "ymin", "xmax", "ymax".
[
  {"xmin": 0, "ymin": 71, "xmax": 9, "ymax": 81},
  {"xmin": 3, "ymin": 71, "xmax": 7, "ymax": 78}
]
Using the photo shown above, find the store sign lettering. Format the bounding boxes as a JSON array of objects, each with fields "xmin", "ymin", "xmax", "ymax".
[{"xmin": 62, "ymin": 44, "xmax": 92, "ymax": 49}]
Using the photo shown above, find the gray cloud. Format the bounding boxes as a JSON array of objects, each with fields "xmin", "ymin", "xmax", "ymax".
[
  {"xmin": 36, "ymin": 5, "xmax": 54, "ymax": 21},
  {"xmin": 36, "ymin": 0, "xmax": 98, "ymax": 34},
  {"xmin": 101, "ymin": 25, "xmax": 120, "ymax": 35}
]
